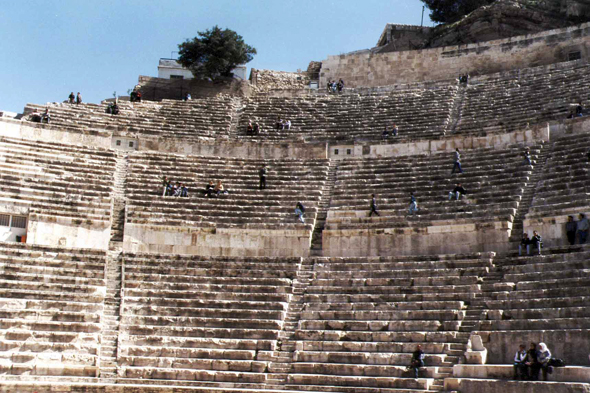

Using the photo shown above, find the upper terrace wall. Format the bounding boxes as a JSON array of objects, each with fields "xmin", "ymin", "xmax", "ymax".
[{"xmin": 320, "ymin": 22, "xmax": 590, "ymax": 88}]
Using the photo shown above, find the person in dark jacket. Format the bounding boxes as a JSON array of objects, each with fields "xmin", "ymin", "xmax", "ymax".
[
  {"xmin": 566, "ymin": 215, "xmax": 577, "ymax": 245},
  {"xmin": 406, "ymin": 344, "xmax": 425, "ymax": 378},
  {"xmin": 578, "ymin": 213, "xmax": 589, "ymax": 244},
  {"xmin": 295, "ymin": 201, "xmax": 305, "ymax": 223},
  {"xmin": 369, "ymin": 194, "xmax": 379, "ymax": 217},
  {"xmin": 449, "ymin": 183, "xmax": 467, "ymax": 200},
  {"xmin": 526, "ymin": 342, "xmax": 540, "ymax": 380},
  {"xmin": 259, "ymin": 165, "xmax": 267, "ymax": 190},
  {"xmin": 519, "ymin": 233, "xmax": 531, "ymax": 256}
]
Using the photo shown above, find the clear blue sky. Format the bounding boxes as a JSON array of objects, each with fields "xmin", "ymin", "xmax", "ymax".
[{"xmin": 0, "ymin": 0, "xmax": 432, "ymax": 113}]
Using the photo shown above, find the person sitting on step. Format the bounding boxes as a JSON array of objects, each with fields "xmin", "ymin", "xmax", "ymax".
[
  {"xmin": 247, "ymin": 120, "xmax": 254, "ymax": 135},
  {"xmin": 205, "ymin": 181, "xmax": 215, "ymax": 198},
  {"xmin": 448, "ymin": 183, "xmax": 467, "ymax": 200},
  {"xmin": 295, "ymin": 201, "xmax": 305, "ymax": 223},
  {"xmin": 519, "ymin": 233, "xmax": 531, "ymax": 256},
  {"xmin": 214, "ymin": 180, "xmax": 228, "ymax": 197},
  {"xmin": 513, "ymin": 344, "xmax": 528, "ymax": 380},
  {"xmin": 406, "ymin": 344, "xmax": 425, "ymax": 378}
]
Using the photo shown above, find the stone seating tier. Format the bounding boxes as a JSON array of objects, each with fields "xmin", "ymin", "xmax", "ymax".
[
  {"xmin": 287, "ymin": 254, "xmax": 491, "ymax": 392},
  {"xmin": 326, "ymin": 146, "xmax": 535, "ymax": 230},
  {"xmin": 25, "ymin": 97, "xmax": 238, "ymax": 140},
  {"xmin": 527, "ymin": 132, "xmax": 590, "ymax": 216},
  {"xmin": 0, "ymin": 137, "xmax": 115, "ymax": 223},
  {"xmin": 238, "ymin": 87, "xmax": 456, "ymax": 142},
  {"xmin": 125, "ymin": 152, "xmax": 330, "ymax": 228},
  {"xmin": 0, "ymin": 242, "xmax": 107, "ymax": 378},
  {"xmin": 459, "ymin": 61, "xmax": 590, "ymax": 136},
  {"xmin": 119, "ymin": 254, "xmax": 300, "ymax": 386}
]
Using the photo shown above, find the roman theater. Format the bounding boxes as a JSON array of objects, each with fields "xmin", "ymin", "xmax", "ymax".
[{"xmin": 0, "ymin": 12, "xmax": 589, "ymax": 393}]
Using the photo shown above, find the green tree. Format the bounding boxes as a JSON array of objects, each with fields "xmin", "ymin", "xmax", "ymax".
[
  {"xmin": 177, "ymin": 26, "xmax": 256, "ymax": 80},
  {"xmin": 422, "ymin": 0, "xmax": 496, "ymax": 23}
]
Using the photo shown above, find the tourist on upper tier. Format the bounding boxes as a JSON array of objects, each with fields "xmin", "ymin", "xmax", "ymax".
[
  {"xmin": 566, "ymin": 215, "xmax": 577, "ymax": 245},
  {"xmin": 259, "ymin": 165, "xmax": 267, "ymax": 190},
  {"xmin": 68, "ymin": 92, "xmax": 75, "ymax": 104},
  {"xmin": 41, "ymin": 108, "xmax": 50, "ymax": 123},
  {"xmin": 172, "ymin": 182, "xmax": 182, "ymax": 197},
  {"xmin": 448, "ymin": 183, "xmax": 467, "ymax": 200},
  {"xmin": 283, "ymin": 119, "xmax": 291, "ymax": 130},
  {"xmin": 76, "ymin": 92, "xmax": 82, "ymax": 105},
  {"xmin": 518, "ymin": 233, "xmax": 531, "ymax": 256},
  {"xmin": 180, "ymin": 184, "xmax": 189, "ymax": 198},
  {"xmin": 451, "ymin": 148, "xmax": 463, "ymax": 174},
  {"xmin": 525, "ymin": 342, "xmax": 540, "ymax": 380},
  {"xmin": 247, "ymin": 121, "xmax": 254, "ymax": 135},
  {"xmin": 253, "ymin": 122, "xmax": 260, "ymax": 135},
  {"xmin": 214, "ymin": 180, "xmax": 227, "ymax": 196},
  {"xmin": 326, "ymin": 81, "xmax": 332, "ymax": 93},
  {"xmin": 337, "ymin": 79, "xmax": 344, "ymax": 93},
  {"xmin": 523, "ymin": 147, "xmax": 532, "ymax": 166},
  {"xmin": 162, "ymin": 176, "xmax": 170, "ymax": 197},
  {"xmin": 204, "ymin": 180, "xmax": 215, "ymax": 198},
  {"xmin": 406, "ymin": 344, "xmax": 425, "ymax": 379},
  {"xmin": 276, "ymin": 117, "xmax": 283, "ymax": 130},
  {"xmin": 576, "ymin": 101, "xmax": 584, "ymax": 117},
  {"xmin": 184, "ymin": 93, "xmax": 192, "ymax": 101},
  {"xmin": 107, "ymin": 102, "xmax": 119, "ymax": 115},
  {"xmin": 382, "ymin": 127, "xmax": 390, "ymax": 140},
  {"xmin": 530, "ymin": 231, "xmax": 543, "ymax": 255},
  {"xmin": 408, "ymin": 192, "xmax": 418, "ymax": 215},
  {"xmin": 295, "ymin": 201, "xmax": 305, "ymax": 223},
  {"xmin": 28, "ymin": 111, "xmax": 42, "ymax": 123},
  {"xmin": 537, "ymin": 343, "xmax": 552, "ymax": 381},
  {"xmin": 577, "ymin": 213, "xmax": 589, "ymax": 244},
  {"xmin": 135, "ymin": 91, "xmax": 142, "ymax": 102},
  {"xmin": 369, "ymin": 194, "xmax": 380, "ymax": 217},
  {"xmin": 392, "ymin": 123, "xmax": 398, "ymax": 137},
  {"xmin": 513, "ymin": 344, "xmax": 528, "ymax": 380}
]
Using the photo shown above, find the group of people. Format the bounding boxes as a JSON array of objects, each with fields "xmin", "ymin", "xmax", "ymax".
[
  {"xmin": 327, "ymin": 79, "xmax": 344, "ymax": 94},
  {"xmin": 565, "ymin": 213, "xmax": 589, "ymax": 245},
  {"xmin": 514, "ymin": 342, "xmax": 561, "ymax": 381},
  {"xmin": 106, "ymin": 101, "xmax": 120, "ymax": 115},
  {"xmin": 246, "ymin": 120, "xmax": 261, "ymax": 135},
  {"xmin": 68, "ymin": 92, "xmax": 82, "ymax": 105},
  {"xmin": 369, "ymin": 184, "xmax": 467, "ymax": 218},
  {"xmin": 29, "ymin": 108, "xmax": 51, "ymax": 123},
  {"xmin": 162, "ymin": 176, "xmax": 189, "ymax": 197},
  {"xmin": 382, "ymin": 124, "xmax": 399, "ymax": 139},
  {"xmin": 204, "ymin": 180, "xmax": 228, "ymax": 198},
  {"xmin": 275, "ymin": 117, "xmax": 292, "ymax": 130},
  {"xmin": 519, "ymin": 231, "xmax": 543, "ymax": 255},
  {"xmin": 129, "ymin": 90, "xmax": 142, "ymax": 102}
]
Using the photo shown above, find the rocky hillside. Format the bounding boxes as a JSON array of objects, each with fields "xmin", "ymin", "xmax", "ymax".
[{"xmin": 426, "ymin": 0, "xmax": 590, "ymax": 48}]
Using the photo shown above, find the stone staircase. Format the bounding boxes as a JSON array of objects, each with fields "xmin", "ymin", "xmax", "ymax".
[
  {"xmin": 99, "ymin": 248, "xmax": 122, "ymax": 380},
  {"xmin": 228, "ymin": 98, "xmax": 244, "ymax": 139},
  {"xmin": 110, "ymin": 152, "xmax": 128, "ymax": 243},
  {"xmin": 265, "ymin": 258, "xmax": 316, "ymax": 389},
  {"xmin": 508, "ymin": 142, "xmax": 550, "ymax": 243},
  {"xmin": 446, "ymin": 82, "xmax": 467, "ymax": 135},
  {"xmin": 309, "ymin": 163, "xmax": 337, "ymax": 257}
]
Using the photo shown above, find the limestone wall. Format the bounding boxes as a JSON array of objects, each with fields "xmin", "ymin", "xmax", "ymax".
[
  {"xmin": 0, "ymin": 118, "xmax": 111, "ymax": 149},
  {"xmin": 27, "ymin": 216, "xmax": 111, "ymax": 250},
  {"xmin": 123, "ymin": 224, "xmax": 313, "ymax": 257},
  {"xmin": 322, "ymin": 219, "xmax": 512, "ymax": 257},
  {"xmin": 134, "ymin": 135, "xmax": 328, "ymax": 160},
  {"xmin": 329, "ymin": 124, "xmax": 549, "ymax": 160},
  {"xmin": 320, "ymin": 22, "xmax": 590, "ymax": 88}
]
